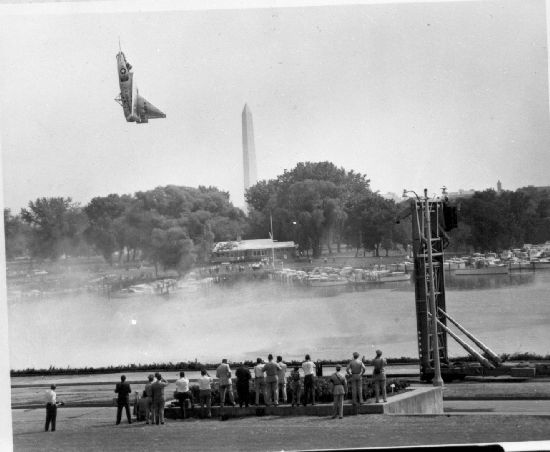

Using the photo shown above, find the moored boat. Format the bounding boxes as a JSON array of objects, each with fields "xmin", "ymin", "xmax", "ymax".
[
  {"xmin": 455, "ymin": 266, "xmax": 509, "ymax": 276},
  {"xmin": 530, "ymin": 259, "xmax": 550, "ymax": 270},
  {"xmin": 307, "ymin": 277, "xmax": 349, "ymax": 287}
]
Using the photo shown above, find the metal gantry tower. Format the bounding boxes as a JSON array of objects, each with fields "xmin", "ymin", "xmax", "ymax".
[
  {"xmin": 410, "ymin": 191, "xmax": 448, "ymax": 383},
  {"xmin": 407, "ymin": 189, "xmax": 501, "ymax": 382}
]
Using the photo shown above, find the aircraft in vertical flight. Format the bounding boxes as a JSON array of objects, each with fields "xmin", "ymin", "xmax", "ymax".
[{"xmin": 115, "ymin": 44, "xmax": 166, "ymax": 123}]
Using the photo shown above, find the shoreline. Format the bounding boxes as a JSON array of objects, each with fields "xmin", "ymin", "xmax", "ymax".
[{"xmin": 10, "ymin": 353, "xmax": 550, "ymax": 377}]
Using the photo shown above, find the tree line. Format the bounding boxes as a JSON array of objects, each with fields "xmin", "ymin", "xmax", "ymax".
[
  {"xmin": 4, "ymin": 162, "xmax": 550, "ymax": 271},
  {"xmin": 446, "ymin": 186, "xmax": 550, "ymax": 253},
  {"xmin": 4, "ymin": 186, "xmax": 247, "ymax": 275}
]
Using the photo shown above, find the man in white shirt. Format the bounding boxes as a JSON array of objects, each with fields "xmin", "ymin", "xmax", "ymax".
[
  {"xmin": 253, "ymin": 357, "xmax": 266, "ymax": 405},
  {"xmin": 276, "ymin": 356, "xmax": 288, "ymax": 404},
  {"xmin": 197, "ymin": 368, "xmax": 213, "ymax": 418},
  {"xmin": 302, "ymin": 354, "xmax": 316, "ymax": 406},
  {"xmin": 174, "ymin": 371, "xmax": 194, "ymax": 419},
  {"xmin": 44, "ymin": 384, "xmax": 61, "ymax": 432}
]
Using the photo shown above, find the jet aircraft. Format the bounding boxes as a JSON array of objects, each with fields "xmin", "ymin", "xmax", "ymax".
[{"xmin": 115, "ymin": 48, "xmax": 166, "ymax": 123}]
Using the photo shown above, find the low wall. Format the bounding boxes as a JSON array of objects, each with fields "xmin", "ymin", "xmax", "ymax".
[
  {"xmin": 164, "ymin": 386, "xmax": 442, "ymax": 419},
  {"xmin": 381, "ymin": 386, "xmax": 443, "ymax": 414}
]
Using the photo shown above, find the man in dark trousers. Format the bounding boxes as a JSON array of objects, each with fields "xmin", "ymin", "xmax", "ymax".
[
  {"xmin": 44, "ymin": 384, "xmax": 63, "ymax": 432},
  {"xmin": 372, "ymin": 349, "xmax": 388, "ymax": 403},
  {"xmin": 115, "ymin": 375, "xmax": 132, "ymax": 425},
  {"xmin": 235, "ymin": 363, "xmax": 252, "ymax": 408}
]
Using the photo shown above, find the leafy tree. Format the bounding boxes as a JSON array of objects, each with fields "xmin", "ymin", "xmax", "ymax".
[
  {"xmin": 150, "ymin": 222, "xmax": 195, "ymax": 276},
  {"xmin": 20, "ymin": 197, "xmax": 85, "ymax": 260},
  {"xmin": 83, "ymin": 194, "xmax": 130, "ymax": 263},
  {"xmin": 245, "ymin": 162, "xmax": 372, "ymax": 257},
  {"xmin": 4, "ymin": 209, "xmax": 31, "ymax": 259}
]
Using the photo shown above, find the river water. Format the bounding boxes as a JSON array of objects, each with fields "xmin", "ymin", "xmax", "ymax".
[{"xmin": 7, "ymin": 270, "xmax": 550, "ymax": 370}]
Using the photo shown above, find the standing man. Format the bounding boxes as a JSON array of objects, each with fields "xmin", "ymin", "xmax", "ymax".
[
  {"xmin": 174, "ymin": 371, "xmax": 194, "ymax": 419},
  {"xmin": 315, "ymin": 359, "xmax": 323, "ymax": 378},
  {"xmin": 115, "ymin": 375, "xmax": 132, "ymax": 425},
  {"xmin": 235, "ymin": 363, "xmax": 252, "ymax": 408},
  {"xmin": 216, "ymin": 358, "xmax": 236, "ymax": 408},
  {"xmin": 328, "ymin": 364, "xmax": 348, "ymax": 419},
  {"xmin": 372, "ymin": 349, "xmax": 388, "ymax": 403},
  {"xmin": 151, "ymin": 372, "xmax": 168, "ymax": 425},
  {"xmin": 289, "ymin": 366, "xmax": 302, "ymax": 407},
  {"xmin": 302, "ymin": 354, "xmax": 316, "ymax": 406},
  {"xmin": 276, "ymin": 356, "xmax": 287, "ymax": 404},
  {"xmin": 262, "ymin": 354, "xmax": 281, "ymax": 406},
  {"xmin": 197, "ymin": 368, "xmax": 213, "ymax": 418},
  {"xmin": 142, "ymin": 374, "xmax": 154, "ymax": 424},
  {"xmin": 253, "ymin": 357, "xmax": 266, "ymax": 406},
  {"xmin": 44, "ymin": 384, "xmax": 62, "ymax": 432},
  {"xmin": 346, "ymin": 352, "xmax": 366, "ymax": 407}
]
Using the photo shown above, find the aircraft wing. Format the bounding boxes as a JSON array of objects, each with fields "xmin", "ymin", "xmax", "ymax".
[{"xmin": 141, "ymin": 96, "xmax": 166, "ymax": 119}]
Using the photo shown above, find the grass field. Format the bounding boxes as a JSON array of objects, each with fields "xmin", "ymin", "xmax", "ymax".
[{"xmin": 11, "ymin": 407, "xmax": 550, "ymax": 451}]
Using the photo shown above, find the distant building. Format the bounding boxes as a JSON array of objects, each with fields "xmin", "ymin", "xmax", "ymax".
[
  {"xmin": 447, "ymin": 188, "xmax": 476, "ymax": 199},
  {"xmin": 211, "ymin": 238, "xmax": 296, "ymax": 263},
  {"xmin": 497, "ymin": 180, "xmax": 502, "ymax": 193},
  {"xmin": 242, "ymin": 104, "xmax": 258, "ymax": 195},
  {"xmin": 519, "ymin": 185, "xmax": 550, "ymax": 194}
]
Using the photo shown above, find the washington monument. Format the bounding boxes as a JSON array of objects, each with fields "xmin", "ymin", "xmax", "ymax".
[{"xmin": 242, "ymin": 104, "xmax": 258, "ymax": 194}]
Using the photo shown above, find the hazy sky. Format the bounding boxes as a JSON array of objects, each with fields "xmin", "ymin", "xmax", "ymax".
[{"xmin": 1, "ymin": 0, "xmax": 549, "ymax": 212}]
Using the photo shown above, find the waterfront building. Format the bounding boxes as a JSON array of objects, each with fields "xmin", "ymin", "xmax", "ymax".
[{"xmin": 211, "ymin": 239, "xmax": 296, "ymax": 263}]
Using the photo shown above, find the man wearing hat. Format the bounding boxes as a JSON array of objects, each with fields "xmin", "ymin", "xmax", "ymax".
[
  {"xmin": 372, "ymin": 349, "xmax": 387, "ymax": 403},
  {"xmin": 328, "ymin": 365, "xmax": 347, "ymax": 419},
  {"xmin": 44, "ymin": 384, "xmax": 62, "ymax": 432}
]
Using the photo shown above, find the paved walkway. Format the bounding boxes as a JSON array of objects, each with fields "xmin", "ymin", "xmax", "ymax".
[{"xmin": 444, "ymin": 399, "xmax": 550, "ymax": 415}]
